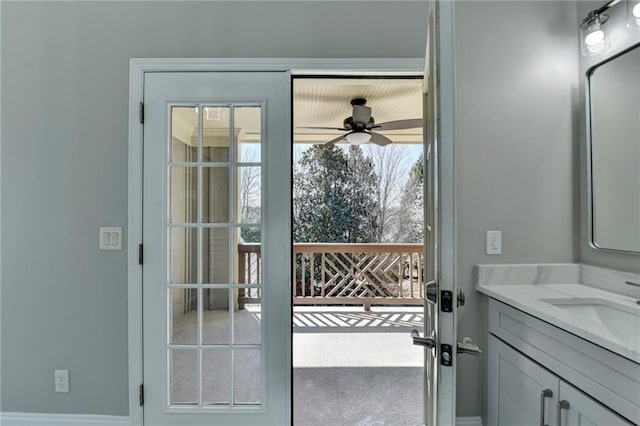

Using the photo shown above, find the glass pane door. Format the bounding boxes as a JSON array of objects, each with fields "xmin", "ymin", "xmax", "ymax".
[{"xmin": 142, "ymin": 71, "xmax": 291, "ymax": 426}]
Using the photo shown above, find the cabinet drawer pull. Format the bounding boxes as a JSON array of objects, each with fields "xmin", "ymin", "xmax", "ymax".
[
  {"xmin": 557, "ymin": 400, "xmax": 570, "ymax": 426},
  {"xmin": 539, "ymin": 389, "xmax": 553, "ymax": 426}
]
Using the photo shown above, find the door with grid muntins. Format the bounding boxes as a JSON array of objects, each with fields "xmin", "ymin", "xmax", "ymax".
[{"xmin": 142, "ymin": 72, "xmax": 291, "ymax": 425}]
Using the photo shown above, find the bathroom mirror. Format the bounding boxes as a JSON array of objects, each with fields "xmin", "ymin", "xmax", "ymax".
[{"xmin": 588, "ymin": 43, "xmax": 640, "ymax": 253}]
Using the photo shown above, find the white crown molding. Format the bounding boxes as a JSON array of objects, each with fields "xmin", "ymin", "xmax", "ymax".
[{"xmin": 0, "ymin": 412, "xmax": 130, "ymax": 426}]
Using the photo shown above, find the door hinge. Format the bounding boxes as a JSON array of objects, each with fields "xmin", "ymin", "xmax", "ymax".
[
  {"xmin": 138, "ymin": 244, "xmax": 143, "ymax": 265},
  {"xmin": 139, "ymin": 102, "xmax": 144, "ymax": 124},
  {"xmin": 139, "ymin": 384, "xmax": 144, "ymax": 406}
]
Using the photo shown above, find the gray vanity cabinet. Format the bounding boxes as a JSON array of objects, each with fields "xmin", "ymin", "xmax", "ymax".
[
  {"xmin": 487, "ymin": 335, "xmax": 557, "ymax": 426},
  {"xmin": 488, "ymin": 335, "xmax": 633, "ymax": 426}
]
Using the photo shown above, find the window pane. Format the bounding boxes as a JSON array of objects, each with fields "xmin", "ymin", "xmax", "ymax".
[
  {"xmin": 202, "ymin": 167, "xmax": 230, "ymax": 223},
  {"xmin": 202, "ymin": 106, "xmax": 230, "ymax": 162},
  {"xmin": 170, "ymin": 227, "xmax": 197, "ymax": 284},
  {"xmin": 236, "ymin": 229, "xmax": 261, "ymax": 284},
  {"xmin": 235, "ymin": 107, "xmax": 261, "ymax": 163},
  {"xmin": 236, "ymin": 167, "xmax": 261, "ymax": 224},
  {"xmin": 170, "ymin": 349, "xmax": 198, "ymax": 405},
  {"xmin": 202, "ymin": 288, "xmax": 230, "ymax": 345},
  {"xmin": 171, "ymin": 107, "xmax": 198, "ymax": 162},
  {"xmin": 170, "ymin": 167, "xmax": 197, "ymax": 223},
  {"xmin": 233, "ymin": 349, "xmax": 261, "ymax": 404},
  {"xmin": 202, "ymin": 349, "xmax": 231, "ymax": 405},
  {"xmin": 170, "ymin": 288, "xmax": 198, "ymax": 345},
  {"xmin": 201, "ymin": 228, "xmax": 230, "ymax": 284},
  {"xmin": 234, "ymin": 290, "xmax": 261, "ymax": 345}
]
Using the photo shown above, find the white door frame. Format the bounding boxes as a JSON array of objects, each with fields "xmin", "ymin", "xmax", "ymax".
[{"xmin": 127, "ymin": 56, "xmax": 456, "ymax": 426}]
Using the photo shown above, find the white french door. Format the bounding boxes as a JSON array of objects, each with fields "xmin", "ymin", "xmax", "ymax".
[
  {"xmin": 423, "ymin": 6, "xmax": 440, "ymax": 424},
  {"xmin": 141, "ymin": 71, "xmax": 291, "ymax": 425}
]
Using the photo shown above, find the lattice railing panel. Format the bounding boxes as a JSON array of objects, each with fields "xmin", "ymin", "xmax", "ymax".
[{"xmin": 238, "ymin": 243, "xmax": 424, "ymax": 307}]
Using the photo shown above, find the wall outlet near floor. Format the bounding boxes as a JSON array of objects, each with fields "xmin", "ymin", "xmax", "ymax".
[
  {"xmin": 54, "ymin": 370, "xmax": 69, "ymax": 393},
  {"xmin": 486, "ymin": 230, "xmax": 502, "ymax": 255}
]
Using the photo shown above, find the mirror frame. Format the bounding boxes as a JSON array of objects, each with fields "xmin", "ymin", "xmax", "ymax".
[{"xmin": 586, "ymin": 41, "xmax": 640, "ymax": 254}]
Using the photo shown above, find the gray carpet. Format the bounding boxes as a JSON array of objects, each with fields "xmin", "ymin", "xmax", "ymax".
[{"xmin": 293, "ymin": 367, "xmax": 424, "ymax": 426}]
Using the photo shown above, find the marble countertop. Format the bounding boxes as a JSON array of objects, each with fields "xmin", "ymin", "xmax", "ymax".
[{"xmin": 476, "ymin": 264, "xmax": 640, "ymax": 364}]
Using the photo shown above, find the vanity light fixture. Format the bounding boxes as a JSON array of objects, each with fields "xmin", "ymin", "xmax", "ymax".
[
  {"xmin": 628, "ymin": 0, "xmax": 640, "ymax": 29},
  {"xmin": 580, "ymin": 0, "xmax": 624, "ymax": 56},
  {"xmin": 581, "ymin": 13, "xmax": 611, "ymax": 55}
]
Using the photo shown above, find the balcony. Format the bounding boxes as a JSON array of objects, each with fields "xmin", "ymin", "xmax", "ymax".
[{"xmin": 238, "ymin": 242, "xmax": 425, "ymax": 425}]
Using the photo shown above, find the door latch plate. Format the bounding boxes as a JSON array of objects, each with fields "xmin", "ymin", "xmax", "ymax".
[
  {"xmin": 441, "ymin": 290, "xmax": 453, "ymax": 312},
  {"xmin": 440, "ymin": 343, "xmax": 453, "ymax": 366}
]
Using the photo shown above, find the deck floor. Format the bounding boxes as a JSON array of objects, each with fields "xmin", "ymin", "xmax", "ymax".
[
  {"xmin": 171, "ymin": 306, "xmax": 425, "ymax": 424},
  {"xmin": 294, "ymin": 367, "xmax": 423, "ymax": 426},
  {"xmin": 293, "ymin": 307, "xmax": 424, "ymax": 425}
]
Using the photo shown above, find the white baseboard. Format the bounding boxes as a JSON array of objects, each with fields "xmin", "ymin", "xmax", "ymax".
[
  {"xmin": 0, "ymin": 412, "xmax": 130, "ymax": 426},
  {"xmin": 1, "ymin": 412, "xmax": 481, "ymax": 426},
  {"xmin": 456, "ymin": 416, "xmax": 483, "ymax": 426}
]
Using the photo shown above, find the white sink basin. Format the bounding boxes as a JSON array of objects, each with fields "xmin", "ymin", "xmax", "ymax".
[{"xmin": 540, "ymin": 297, "xmax": 640, "ymax": 348}]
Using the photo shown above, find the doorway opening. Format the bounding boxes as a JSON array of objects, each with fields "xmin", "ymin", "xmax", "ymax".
[{"xmin": 288, "ymin": 77, "xmax": 425, "ymax": 425}]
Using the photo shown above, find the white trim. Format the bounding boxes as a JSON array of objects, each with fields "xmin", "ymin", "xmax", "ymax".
[
  {"xmin": 127, "ymin": 59, "xmax": 144, "ymax": 426},
  {"xmin": 129, "ymin": 58, "xmax": 423, "ymax": 75},
  {"xmin": 455, "ymin": 416, "xmax": 483, "ymax": 426},
  {"xmin": 0, "ymin": 412, "xmax": 130, "ymax": 426},
  {"xmin": 435, "ymin": 1, "xmax": 458, "ymax": 425},
  {"xmin": 128, "ymin": 58, "xmax": 424, "ymax": 426},
  {"xmin": 0, "ymin": 412, "xmax": 481, "ymax": 426}
]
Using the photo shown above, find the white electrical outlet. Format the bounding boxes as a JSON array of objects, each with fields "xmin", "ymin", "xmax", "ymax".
[
  {"xmin": 486, "ymin": 230, "xmax": 502, "ymax": 255},
  {"xmin": 54, "ymin": 370, "xmax": 69, "ymax": 393}
]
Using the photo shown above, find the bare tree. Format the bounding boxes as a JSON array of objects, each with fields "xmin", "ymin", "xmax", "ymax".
[
  {"xmin": 238, "ymin": 148, "xmax": 261, "ymax": 242},
  {"xmin": 368, "ymin": 145, "xmax": 411, "ymax": 242}
]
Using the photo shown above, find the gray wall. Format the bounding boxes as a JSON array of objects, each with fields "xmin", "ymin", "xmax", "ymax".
[
  {"xmin": 577, "ymin": 0, "xmax": 640, "ymax": 273},
  {"xmin": 452, "ymin": 1, "xmax": 579, "ymax": 418},
  {"xmin": 0, "ymin": 1, "xmax": 429, "ymax": 416}
]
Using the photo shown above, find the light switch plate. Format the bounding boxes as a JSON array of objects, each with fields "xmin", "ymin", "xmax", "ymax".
[{"xmin": 100, "ymin": 227, "xmax": 122, "ymax": 250}]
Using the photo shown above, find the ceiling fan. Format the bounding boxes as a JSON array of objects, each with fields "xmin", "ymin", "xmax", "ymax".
[{"xmin": 298, "ymin": 98, "xmax": 422, "ymax": 146}]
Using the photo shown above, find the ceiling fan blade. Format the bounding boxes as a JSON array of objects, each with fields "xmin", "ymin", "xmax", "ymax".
[
  {"xmin": 368, "ymin": 132, "xmax": 393, "ymax": 146},
  {"xmin": 352, "ymin": 104, "xmax": 372, "ymax": 124},
  {"xmin": 374, "ymin": 118, "xmax": 423, "ymax": 131},
  {"xmin": 297, "ymin": 126, "xmax": 347, "ymax": 131},
  {"xmin": 324, "ymin": 132, "xmax": 350, "ymax": 145}
]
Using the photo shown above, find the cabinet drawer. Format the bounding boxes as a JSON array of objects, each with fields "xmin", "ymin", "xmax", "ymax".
[{"xmin": 489, "ymin": 298, "xmax": 640, "ymax": 423}]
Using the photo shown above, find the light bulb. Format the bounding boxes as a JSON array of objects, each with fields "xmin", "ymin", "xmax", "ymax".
[
  {"xmin": 629, "ymin": 1, "xmax": 640, "ymax": 29},
  {"xmin": 585, "ymin": 29, "xmax": 605, "ymax": 46}
]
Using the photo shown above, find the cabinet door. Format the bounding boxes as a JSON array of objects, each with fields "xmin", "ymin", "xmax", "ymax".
[
  {"xmin": 558, "ymin": 382, "xmax": 634, "ymax": 426},
  {"xmin": 488, "ymin": 335, "xmax": 558, "ymax": 426}
]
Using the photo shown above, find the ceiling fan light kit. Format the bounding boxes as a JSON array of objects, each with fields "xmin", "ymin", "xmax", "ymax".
[
  {"xmin": 346, "ymin": 132, "xmax": 371, "ymax": 145},
  {"xmin": 298, "ymin": 97, "xmax": 422, "ymax": 146}
]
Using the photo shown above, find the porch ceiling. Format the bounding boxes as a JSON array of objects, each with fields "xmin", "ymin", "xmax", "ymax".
[{"xmin": 293, "ymin": 77, "xmax": 424, "ymax": 145}]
